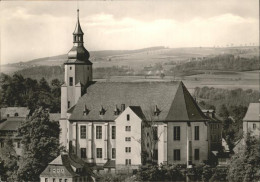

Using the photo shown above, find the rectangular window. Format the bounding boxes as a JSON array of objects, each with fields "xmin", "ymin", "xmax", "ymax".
[
  {"xmin": 59, "ymin": 179, "xmax": 62, "ymax": 182},
  {"xmin": 81, "ymin": 148, "xmax": 86, "ymax": 158},
  {"xmin": 195, "ymin": 149, "xmax": 200, "ymax": 160},
  {"xmin": 45, "ymin": 178, "xmax": 48, "ymax": 182},
  {"xmin": 112, "ymin": 126, "xmax": 116, "ymax": 139},
  {"xmin": 70, "ymin": 66, "xmax": 72, "ymax": 70},
  {"xmin": 153, "ymin": 126, "xmax": 158, "ymax": 140},
  {"xmin": 65, "ymin": 179, "xmax": 67, "ymax": 182},
  {"xmin": 253, "ymin": 123, "xmax": 257, "ymax": 130},
  {"xmin": 68, "ymin": 101, "xmax": 70, "ymax": 109},
  {"xmin": 80, "ymin": 126, "xmax": 86, "ymax": 139},
  {"xmin": 125, "ymin": 147, "xmax": 131, "ymax": 153},
  {"xmin": 69, "ymin": 77, "xmax": 73, "ymax": 86},
  {"xmin": 174, "ymin": 149, "xmax": 181, "ymax": 161},
  {"xmin": 174, "ymin": 126, "xmax": 180, "ymax": 140},
  {"xmin": 125, "ymin": 159, "xmax": 131, "ymax": 165},
  {"xmin": 125, "ymin": 126, "xmax": 131, "ymax": 131},
  {"xmin": 125, "ymin": 137, "xmax": 131, "ymax": 141},
  {"xmin": 53, "ymin": 179, "xmax": 55, "ymax": 182},
  {"xmin": 96, "ymin": 126, "xmax": 102, "ymax": 139},
  {"xmin": 17, "ymin": 141, "xmax": 20, "ymax": 148},
  {"xmin": 112, "ymin": 148, "xmax": 116, "ymax": 159},
  {"xmin": 127, "ymin": 114, "xmax": 130, "ymax": 121},
  {"xmin": 195, "ymin": 126, "xmax": 200, "ymax": 140},
  {"xmin": 153, "ymin": 149, "xmax": 158, "ymax": 160},
  {"xmin": 96, "ymin": 148, "xmax": 102, "ymax": 158}
]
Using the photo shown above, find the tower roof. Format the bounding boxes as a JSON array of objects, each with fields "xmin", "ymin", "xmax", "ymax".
[
  {"xmin": 73, "ymin": 9, "xmax": 84, "ymax": 35},
  {"xmin": 66, "ymin": 9, "xmax": 92, "ymax": 65}
]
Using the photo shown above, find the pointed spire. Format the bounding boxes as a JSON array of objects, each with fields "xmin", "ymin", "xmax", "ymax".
[{"xmin": 73, "ymin": 9, "xmax": 84, "ymax": 35}]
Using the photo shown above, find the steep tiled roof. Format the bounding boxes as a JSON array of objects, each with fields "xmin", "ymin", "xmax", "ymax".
[
  {"xmin": 69, "ymin": 81, "xmax": 208, "ymax": 122},
  {"xmin": 243, "ymin": 103, "xmax": 260, "ymax": 121},
  {"xmin": 0, "ymin": 117, "xmax": 26, "ymax": 131}
]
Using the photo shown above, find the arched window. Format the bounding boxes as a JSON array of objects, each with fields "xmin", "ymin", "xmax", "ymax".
[{"xmin": 14, "ymin": 113, "xmax": 19, "ymax": 117}]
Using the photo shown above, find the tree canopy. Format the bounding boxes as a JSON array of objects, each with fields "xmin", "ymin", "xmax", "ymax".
[
  {"xmin": 17, "ymin": 108, "xmax": 60, "ymax": 181},
  {"xmin": 227, "ymin": 133, "xmax": 260, "ymax": 182},
  {"xmin": 0, "ymin": 73, "xmax": 61, "ymax": 113}
]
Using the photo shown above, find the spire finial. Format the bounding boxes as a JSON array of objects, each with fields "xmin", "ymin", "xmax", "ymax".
[{"xmin": 77, "ymin": 9, "xmax": 79, "ymax": 19}]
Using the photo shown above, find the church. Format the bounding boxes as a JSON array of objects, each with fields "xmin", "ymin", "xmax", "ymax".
[{"xmin": 59, "ymin": 9, "xmax": 221, "ymax": 172}]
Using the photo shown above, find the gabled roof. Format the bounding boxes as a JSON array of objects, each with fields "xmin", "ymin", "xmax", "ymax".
[
  {"xmin": 0, "ymin": 117, "xmax": 26, "ymax": 131},
  {"xmin": 243, "ymin": 103, "xmax": 260, "ymax": 121},
  {"xmin": 69, "ymin": 81, "xmax": 208, "ymax": 122},
  {"xmin": 41, "ymin": 153, "xmax": 85, "ymax": 178}
]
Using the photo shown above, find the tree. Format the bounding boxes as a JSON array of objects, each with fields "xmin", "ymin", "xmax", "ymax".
[
  {"xmin": 227, "ymin": 133, "xmax": 260, "ymax": 182},
  {"xmin": 17, "ymin": 108, "xmax": 60, "ymax": 181},
  {"xmin": 0, "ymin": 137, "xmax": 19, "ymax": 181}
]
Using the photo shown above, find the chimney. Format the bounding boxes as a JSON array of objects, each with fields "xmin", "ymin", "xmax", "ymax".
[{"xmin": 121, "ymin": 104, "xmax": 125, "ymax": 112}]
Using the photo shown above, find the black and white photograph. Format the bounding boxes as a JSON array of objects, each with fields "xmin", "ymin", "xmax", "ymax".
[{"xmin": 0, "ymin": 0, "xmax": 259, "ymax": 181}]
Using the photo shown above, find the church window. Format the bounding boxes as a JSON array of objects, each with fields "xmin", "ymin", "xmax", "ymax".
[
  {"xmin": 70, "ymin": 66, "xmax": 72, "ymax": 70},
  {"xmin": 80, "ymin": 126, "xmax": 86, "ymax": 139},
  {"xmin": 96, "ymin": 148, "xmax": 102, "ymax": 158},
  {"xmin": 96, "ymin": 126, "xmax": 102, "ymax": 139},
  {"xmin": 125, "ymin": 126, "xmax": 131, "ymax": 131},
  {"xmin": 74, "ymin": 36, "xmax": 76, "ymax": 42},
  {"xmin": 174, "ymin": 149, "xmax": 181, "ymax": 161},
  {"xmin": 81, "ymin": 148, "xmax": 86, "ymax": 158},
  {"xmin": 195, "ymin": 126, "xmax": 200, "ymax": 140},
  {"xmin": 195, "ymin": 149, "xmax": 200, "ymax": 160},
  {"xmin": 69, "ymin": 77, "xmax": 73, "ymax": 86},
  {"xmin": 112, "ymin": 148, "xmax": 116, "ymax": 159},
  {"xmin": 174, "ymin": 126, "xmax": 180, "ymax": 140},
  {"xmin": 112, "ymin": 126, "xmax": 116, "ymax": 139}
]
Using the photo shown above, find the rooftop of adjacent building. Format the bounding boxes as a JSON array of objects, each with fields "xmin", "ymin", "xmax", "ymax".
[
  {"xmin": 68, "ymin": 81, "xmax": 208, "ymax": 122},
  {"xmin": 41, "ymin": 153, "xmax": 89, "ymax": 178},
  {"xmin": 0, "ymin": 107, "xmax": 60, "ymax": 132},
  {"xmin": 243, "ymin": 103, "xmax": 260, "ymax": 121}
]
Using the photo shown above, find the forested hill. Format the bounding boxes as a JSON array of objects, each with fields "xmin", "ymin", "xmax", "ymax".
[
  {"xmin": 174, "ymin": 54, "xmax": 259, "ymax": 72},
  {"xmin": 15, "ymin": 66, "xmax": 64, "ymax": 82}
]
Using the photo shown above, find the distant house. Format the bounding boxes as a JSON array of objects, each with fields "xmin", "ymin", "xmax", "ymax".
[
  {"xmin": 202, "ymin": 110, "xmax": 222, "ymax": 152},
  {"xmin": 40, "ymin": 153, "xmax": 93, "ymax": 182},
  {"xmin": 0, "ymin": 107, "xmax": 30, "ymax": 156},
  {"xmin": 243, "ymin": 103, "xmax": 260, "ymax": 137},
  {"xmin": 0, "ymin": 107, "xmax": 60, "ymax": 157}
]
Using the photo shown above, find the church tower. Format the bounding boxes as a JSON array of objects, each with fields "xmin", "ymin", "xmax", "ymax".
[{"xmin": 60, "ymin": 9, "xmax": 93, "ymax": 146}]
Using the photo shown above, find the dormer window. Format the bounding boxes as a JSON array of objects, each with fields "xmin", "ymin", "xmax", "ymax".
[
  {"xmin": 83, "ymin": 105, "xmax": 90, "ymax": 115},
  {"xmin": 99, "ymin": 106, "xmax": 106, "ymax": 115},
  {"xmin": 114, "ymin": 105, "xmax": 120, "ymax": 115},
  {"xmin": 14, "ymin": 113, "xmax": 19, "ymax": 117},
  {"xmin": 154, "ymin": 105, "xmax": 161, "ymax": 116}
]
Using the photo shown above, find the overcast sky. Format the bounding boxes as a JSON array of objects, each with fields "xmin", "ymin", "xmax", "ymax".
[{"xmin": 1, "ymin": 0, "xmax": 259, "ymax": 65}]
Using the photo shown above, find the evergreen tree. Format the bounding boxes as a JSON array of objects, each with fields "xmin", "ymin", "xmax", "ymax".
[
  {"xmin": 227, "ymin": 133, "xmax": 260, "ymax": 182},
  {"xmin": 17, "ymin": 108, "xmax": 60, "ymax": 181}
]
